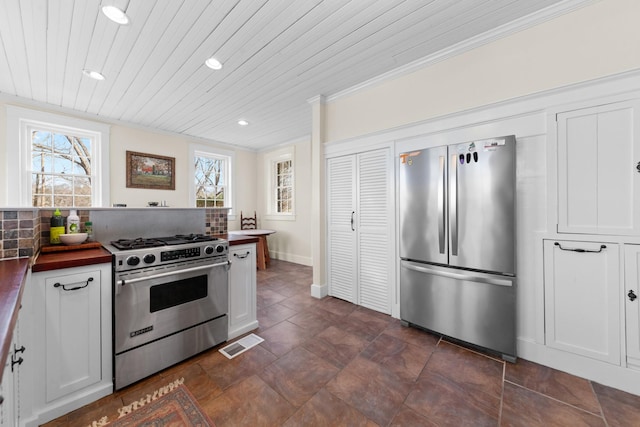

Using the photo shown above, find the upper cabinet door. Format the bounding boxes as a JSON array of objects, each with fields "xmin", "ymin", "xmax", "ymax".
[{"xmin": 557, "ymin": 99, "xmax": 640, "ymax": 235}]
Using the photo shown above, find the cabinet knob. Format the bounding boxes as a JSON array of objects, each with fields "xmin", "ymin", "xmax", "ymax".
[{"xmin": 629, "ymin": 290, "xmax": 637, "ymax": 301}]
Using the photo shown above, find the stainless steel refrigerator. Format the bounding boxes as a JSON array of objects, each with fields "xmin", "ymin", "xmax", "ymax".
[{"xmin": 399, "ymin": 135, "xmax": 517, "ymax": 361}]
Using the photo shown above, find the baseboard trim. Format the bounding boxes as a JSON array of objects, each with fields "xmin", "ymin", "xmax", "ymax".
[
  {"xmin": 228, "ymin": 321, "xmax": 260, "ymax": 340},
  {"xmin": 310, "ymin": 283, "xmax": 327, "ymax": 299},
  {"xmin": 270, "ymin": 251, "xmax": 312, "ymax": 266}
]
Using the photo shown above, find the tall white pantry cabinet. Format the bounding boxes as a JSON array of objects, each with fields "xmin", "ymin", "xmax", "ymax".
[
  {"xmin": 546, "ymin": 98, "xmax": 640, "ymax": 374},
  {"xmin": 327, "ymin": 147, "xmax": 394, "ymax": 315}
]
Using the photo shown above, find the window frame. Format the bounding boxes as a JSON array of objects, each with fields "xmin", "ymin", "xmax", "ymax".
[
  {"xmin": 264, "ymin": 146, "xmax": 295, "ymax": 221},
  {"xmin": 189, "ymin": 143, "xmax": 235, "ymax": 215},
  {"xmin": 6, "ymin": 106, "xmax": 110, "ymax": 207}
]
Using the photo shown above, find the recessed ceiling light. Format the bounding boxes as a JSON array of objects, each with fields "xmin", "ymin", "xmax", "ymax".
[
  {"xmin": 238, "ymin": 119, "xmax": 249, "ymax": 126},
  {"xmin": 82, "ymin": 69, "xmax": 105, "ymax": 81},
  {"xmin": 205, "ymin": 57, "xmax": 223, "ymax": 70},
  {"xmin": 102, "ymin": 5, "xmax": 129, "ymax": 25}
]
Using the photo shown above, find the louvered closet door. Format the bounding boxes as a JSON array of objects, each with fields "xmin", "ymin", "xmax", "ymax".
[
  {"xmin": 357, "ymin": 149, "xmax": 392, "ymax": 314},
  {"xmin": 327, "ymin": 155, "xmax": 357, "ymax": 303}
]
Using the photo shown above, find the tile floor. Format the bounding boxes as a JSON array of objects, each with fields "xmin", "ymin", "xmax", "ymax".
[{"xmin": 45, "ymin": 259, "xmax": 640, "ymax": 426}]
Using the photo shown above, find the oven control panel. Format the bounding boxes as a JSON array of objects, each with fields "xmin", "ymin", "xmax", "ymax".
[
  {"xmin": 112, "ymin": 241, "xmax": 229, "ymax": 272},
  {"xmin": 161, "ymin": 246, "xmax": 201, "ymax": 261}
]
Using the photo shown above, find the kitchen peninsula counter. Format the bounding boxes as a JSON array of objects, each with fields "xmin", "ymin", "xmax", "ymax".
[
  {"xmin": 222, "ymin": 233, "xmax": 259, "ymax": 246},
  {"xmin": 0, "ymin": 258, "xmax": 30, "ymax": 381}
]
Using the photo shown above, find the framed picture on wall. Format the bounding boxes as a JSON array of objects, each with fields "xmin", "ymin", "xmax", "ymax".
[{"xmin": 126, "ymin": 151, "xmax": 175, "ymax": 190}]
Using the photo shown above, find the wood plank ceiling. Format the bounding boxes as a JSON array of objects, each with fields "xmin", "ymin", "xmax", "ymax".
[{"xmin": 0, "ymin": 0, "xmax": 572, "ymax": 150}]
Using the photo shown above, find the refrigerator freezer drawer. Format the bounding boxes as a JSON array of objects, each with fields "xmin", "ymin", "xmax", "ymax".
[{"xmin": 400, "ymin": 260, "xmax": 516, "ymax": 359}]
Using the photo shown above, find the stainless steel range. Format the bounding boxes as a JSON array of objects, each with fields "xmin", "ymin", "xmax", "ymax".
[{"xmin": 107, "ymin": 234, "xmax": 229, "ymax": 390}]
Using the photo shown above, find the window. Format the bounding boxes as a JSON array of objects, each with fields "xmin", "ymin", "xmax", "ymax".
[
  {"xmin": 275, "ymin": 159, "xmax": 293, "ymax": 213},
  {"xmin": 190, "ymin": 144, "xmax": 233, "ymax": 209},
  {"xmin": 6, "ymin": 106, "xmax": 110, "ymax": 207},
  {"xmin": 265, "ymin": 146, "xmax": 295, "ymax": 219}
]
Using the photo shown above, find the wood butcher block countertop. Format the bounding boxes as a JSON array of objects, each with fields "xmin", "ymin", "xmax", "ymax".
[
  {"xmin": 32, "ymin": 246, "xmax": 113, "ymax": 273},
  {"xmin": 0, "ymin": 258, "xmax": 30, "ymax": 382},
  {"xmin": 222, "ymin": 233, "xmax": 259, "ymax": 245}
]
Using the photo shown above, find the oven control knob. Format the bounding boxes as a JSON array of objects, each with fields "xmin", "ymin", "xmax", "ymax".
[
  {"xmin": 126, "ymin": 256, "xmax": 140, "ymax": 266},
  {"xmin": 204, "ymin": 245, "xmax": 214, "ymax": 255},
  {"xmin": 215, "ymin": 244, "xmax": 225, "ymax": 253},
  {"xmin": 143, "ymin": 254, "xmax": 156, "ymax": 264}
]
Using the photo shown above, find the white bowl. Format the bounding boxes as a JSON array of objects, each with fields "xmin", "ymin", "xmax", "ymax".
[{"xmin": 59, "ymin": 233, "xmax": 88, "ymax": 245}]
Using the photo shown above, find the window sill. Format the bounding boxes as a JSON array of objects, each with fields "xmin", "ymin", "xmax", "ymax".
[{"xmin": 264, "ymin": 214, "xmax": 296, "ymax": 221}]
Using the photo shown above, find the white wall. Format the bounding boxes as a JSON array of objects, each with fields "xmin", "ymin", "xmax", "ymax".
[
  {"xmin": 254, "ymin": 139, "xmax": 313, "ymax": 266},
  {"xmin": 0, "ymin": 99, "xmax": 257, "ymax": 214},
  {"xmin": 325, "ymin": 0, "xmax": 640, "ymax": 143}
]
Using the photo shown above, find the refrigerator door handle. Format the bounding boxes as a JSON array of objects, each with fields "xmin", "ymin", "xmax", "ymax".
[
  {"xmin": 450, "ymin": 154, "xmax": 458, "ymax": 256},
  {"xmin": 402, "ymin": 262, "xmax": 514, "ymax": 287},
  {"xmin": 438, "ymin": 156, "xmax": 445, "ymax": 254}
]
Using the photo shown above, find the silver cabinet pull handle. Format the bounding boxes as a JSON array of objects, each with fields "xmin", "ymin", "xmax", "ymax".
[{"xmin": 351, "ymin": 211, "xmax": 355, "ymax": 231}]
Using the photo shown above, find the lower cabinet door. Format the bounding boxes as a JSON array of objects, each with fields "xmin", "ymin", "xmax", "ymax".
[
  {"xmin": 228, "ymin": 244, "xmax": 258, "ymax": 339},
  {"xmin": 44, "ymin": 269, "xmax": 102, "ymax": 402},
  {"xmin": 624, "ymin": 245, "xmax": 640, "ymax": 369},
  {"xmin": 544, "ymin": 240, "xmax": 621, "ymax": 364}
]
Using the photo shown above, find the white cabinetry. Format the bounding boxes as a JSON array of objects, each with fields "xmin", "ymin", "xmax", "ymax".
[
  {"xmin": 30, "ymin": 263, "xmax": 112, "ymax": 425},
  {"xmin": 543, "ymin": 239, "xmax": 620, "ymax": 364},
  {"xmin": 556, "ymin": 100, "xmax": 640, "ymax": 235},
  {"xmin": 327, "ymin": 148, "xmax": 393, "ymax": 314},
  {"xmin": 1, "ymin": 320, "xmax": 21, "ymax": 427},
  {"xmin": 624, "ymin": 245, "xmax": 640, "ymax": 369},
  {"xmin": 228, "ymin": 243, "xmax": 258, "ymax": 340}
]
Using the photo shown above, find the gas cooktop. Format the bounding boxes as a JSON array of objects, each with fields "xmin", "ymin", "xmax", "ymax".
[{"xmin": 110, "ymin": 234, "xmax": 218, "ymax": 250}]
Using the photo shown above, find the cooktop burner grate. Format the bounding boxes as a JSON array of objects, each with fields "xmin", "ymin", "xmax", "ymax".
[{"xmin": 110, "ymin": 234, "xmax": 218, "ymax": 250}]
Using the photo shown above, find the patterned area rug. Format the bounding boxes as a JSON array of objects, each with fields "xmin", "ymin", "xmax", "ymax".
[{"xmin": 88, "ymin": 378, "xmax": 214, "ymax": 427}]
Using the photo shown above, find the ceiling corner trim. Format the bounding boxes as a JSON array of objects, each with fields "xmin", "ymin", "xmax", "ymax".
[{"xmin": 326, "ymin": 0, "xmax": 598, "ymax": 104}]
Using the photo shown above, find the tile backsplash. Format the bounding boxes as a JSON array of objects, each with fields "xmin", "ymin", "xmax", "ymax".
[{"xmin": 0, "ymin": 208, "xmax": 228, "ymax": 261}]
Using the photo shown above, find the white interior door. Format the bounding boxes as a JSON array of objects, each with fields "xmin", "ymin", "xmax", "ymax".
[
  {"xmin": 327, "ymin": 155, "xmax": 357, "ymax": 303},
  {"xmin": 357, "ymin": 148, "xmax": 392, "ymax": 314}
]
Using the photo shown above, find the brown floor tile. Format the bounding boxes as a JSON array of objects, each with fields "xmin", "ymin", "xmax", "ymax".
[
  {"xmin": 199, "ymin": 344, "xmax": 277, "ymax": 390},
  {"xmin": 319, "ymin": 296, "xmax": 358, "ymax": 317},
  {"xmin": 259, "ymin": 347, "xmax": 339, "ymax": 407},
  {"xmin": 287, "ymin": 308, "xmax": 337, "ymax": 335},
  {"xmin": 592, "ymin": 382, "xmax": 640, "ymax": 427},
  {"xmin": 201, "ymin": 375, "xmax": 296, "ymax": 427},
  {"xmin": 256, "ymin": 302, "xmax": 297, "ymax": 330},
  {"xmin": 303, "ymin": 325, "xmax": 369, "ymax": 369},
  {"xmin": 405, "ymin": 369, "xmax": 501, "ymax": 426},
  {"xmin": 423, "ymin": 341, "xmax": 504, "ymax": 400},
  {"xmin": 505, "ymin": 358, "xmax": 601, "ymax": 414},
  {"xmin": 278, "ymin": 291, "xmax": 321, "ymax": 311},
  {"xmin": 384, "ymin": 319, "xmax": 442, "ymax": 348},
  {"xmin": 258, "ymin": 320, "xmax": 314, "ymax": 356},
  {"xmin": 501, "ymin": 382, "xmax": 605, "ymax": 427},
  {"xmin": 159, "ymin": 360, "xmax": 223, "ymax": 401},
  {"xmin": 390, "ymin": 406, "xmax": 439, "ymax": 427},
  {"xmin": 360, "ymin": 332, "xmax": 433, "ymax": 382},
  {"xmin": 326, "ymin": 356, "xmax": 412, "ymax": 426},
  {"xmin": 256, "ymin": 287, "xmax": 287, "ymax": 307},
  {"xmin": 283, "ymin": 388, "xmax": 377, "ymax": 427},
  {"xmin": 45, "ymin": 393, "xmax": 124, "ymax": 427}
]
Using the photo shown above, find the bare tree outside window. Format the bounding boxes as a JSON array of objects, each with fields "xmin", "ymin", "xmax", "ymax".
[
  {"xmin": 195, "ymin": 154, "xmax": 227, "ymax": 207},
  {"xmin": 31, "ymin": 130, "xmax": 93, "ymax": 207},
  {"xmin": 275, "ymin": 159, "xmax": 293, "ymax": 213}
]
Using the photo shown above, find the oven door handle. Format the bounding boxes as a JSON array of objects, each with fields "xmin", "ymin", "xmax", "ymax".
[{"xmin": 117, "ymin": 260, "xmax": 231, "ymax": 286}]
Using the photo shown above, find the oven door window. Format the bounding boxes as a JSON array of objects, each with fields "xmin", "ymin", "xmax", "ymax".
[{"xmin": 149, "ymin": 274, "xmax": 208, "ymax": 313}]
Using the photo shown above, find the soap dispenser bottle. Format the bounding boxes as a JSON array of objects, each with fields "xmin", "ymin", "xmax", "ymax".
[{"xmin": 66, "ymin": 209, "xmax": 80, "ymax": 234}]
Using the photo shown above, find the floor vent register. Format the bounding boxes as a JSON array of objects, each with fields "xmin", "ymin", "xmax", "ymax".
[{"xmin": 219, "ymin": 334, "xmax": 264, "ymax": 359}]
